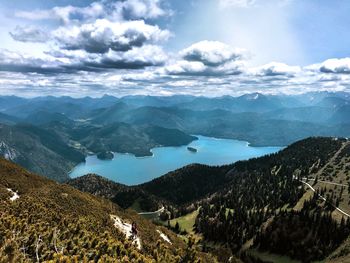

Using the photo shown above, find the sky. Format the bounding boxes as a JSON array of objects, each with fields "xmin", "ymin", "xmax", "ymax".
[{"xmin": 0, "ymin": 0, "xmax": 350, "ymax": 97}]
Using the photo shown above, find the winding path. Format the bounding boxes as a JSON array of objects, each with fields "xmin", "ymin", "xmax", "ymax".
[
  {"xmin": 110, "ymin": 215, "xmax": 142, "ymax": 249},
  {"xmin": 301, "ymin": 177, "xmax": 348, "ymax": 188},
  {"xmin": 138, "ymin": 206, "xmax": 164, "ymax": 216},
  {"xmin": 300, "ymin": 180, "xmax": 350, "ymax": 218}
]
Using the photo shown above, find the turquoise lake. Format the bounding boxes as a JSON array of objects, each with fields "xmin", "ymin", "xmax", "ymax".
[{"xmin": 70, "ymin": 135, "xmax": 282, "ymax": 185}]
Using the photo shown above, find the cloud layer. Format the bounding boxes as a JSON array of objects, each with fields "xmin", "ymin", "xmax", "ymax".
[{"xmin": 1, "ymin": 0, "xmax": 350, "ymax": 97}]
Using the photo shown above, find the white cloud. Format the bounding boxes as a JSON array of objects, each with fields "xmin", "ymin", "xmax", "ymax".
[
  {"xmin": 53, "ymin": 19, "xmax": 170, "ymax": 54},
  {"xmin": 15, "ymin": 0, "xmax": 168, "ymax": 24},
  {"xmin": 9, "ymin": 26, "xmax": 48, "ymax": 43},
  {"xmin": 164, "ymin": 41, "xmax": 246, "ymax": 76},
  {"xmin": 8, "ymin": 0, "xmax": 170, "ymax": 72},
  {"xmin": 318, "ymin": 58, "xmax": 350, "ymax": 74},
  {"xmin": 251, "ymin": 62, "xmax": 301, "ymax": 76},
  {"xmin": 164, "ymin": 61, "xmax": 207, "ymax": 75},
  {"xmin": 121, "ymin": 0, "xmax": 167, "ymax": 19},
  {"xmin": 180, "ymin": 40, "xmax": 246, "ymax": 66},
  {"xmin": 98, "ymin": 45, "xmax": 168, "ymax": 68}
]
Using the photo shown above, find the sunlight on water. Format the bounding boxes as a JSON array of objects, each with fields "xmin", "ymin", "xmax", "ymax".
[{"xmin": 70, "ymin": 135, "xmax": 282, "ymax": 185}]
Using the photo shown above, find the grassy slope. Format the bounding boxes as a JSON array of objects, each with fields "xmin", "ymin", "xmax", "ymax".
[
  {"xmin": 0, "ymin": 158, "xmax": 215, "ymax": 262},
  {"xmin": 170, "ymin": 209, "xmax": 199, "ymax": 234}
]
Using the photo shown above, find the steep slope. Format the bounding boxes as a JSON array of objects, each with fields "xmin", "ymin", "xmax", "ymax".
[
  {"xmin": 0, "ymin": 158, "xmax": 215, "ymax": 262},
  {"xmin": 68, "ymin": 174, "xmax": 163, "ymax": 211},
  {"xmin": 0, "ymin": 112, "xmax": 19, "ymax": 125},
  {"xmin": 68, "ymin": 174, "xmax": 129, "ymax": 199},
  {"xmin": 23, "ymin": 110, "xmax": 74, "ymax": 126},
  {"xmin": 0, "ymin": 123, "xmax": 84, "ymax": 182},
  {"xmin": 79, "ymin": 123, "xmax": 197, "ymax": 157},
  {"xmin": 90, "ymin": 102, "xmax": 133, "ymax": 124}
]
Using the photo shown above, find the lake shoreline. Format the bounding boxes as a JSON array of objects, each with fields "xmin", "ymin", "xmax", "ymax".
[{"xmin": 69, "ymin": 135, "xmax": 282, "ymax": 185}]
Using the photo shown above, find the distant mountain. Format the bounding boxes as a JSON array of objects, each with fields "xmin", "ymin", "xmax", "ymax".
[
  {"xmin": 24, "ymin": 110, "xmax": 74, "ymax": 125},
  {"xmin": 0, "ymin": 96, "xmax": 27, "ymax": 110},
  {"xmin": 78, "ymin": 122, "xmax": 197, "ymax": 157},
  {"xmin": 0, "ymin": 123, "xmax": 84, "ymax": 181},
  {"xmin": 0, "ymin": 112, "xmax": 19, "ymax": 125},
  {"xmin": 90, "ymin": 102, "xmax": 133, "ymax": 124},
  {"xmin": 122, "ymin": 107, "xmax": 186, "ymax": 130},
  {"xmin": 263, "ymin": 106, "xmax": 335, "ymax": 123},
  {"xmin": 120, "ymin": 95, "xmax": 195, "ymax": 107},
  {"xmin": 1, "ymin": 95, "xmax": 119, "ymax": 119},
  {"xmin": 316, "ymin": 96, "xmax": 350, "ymax": 108},
  {"xmin": 329, "ymin": 105, "xmax": 350, "ymax": 124}
]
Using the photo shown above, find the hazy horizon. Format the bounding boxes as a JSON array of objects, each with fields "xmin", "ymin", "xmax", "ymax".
[{"xmin": 1, "ymin": 90, "xmax": 350, "ymax": 99}]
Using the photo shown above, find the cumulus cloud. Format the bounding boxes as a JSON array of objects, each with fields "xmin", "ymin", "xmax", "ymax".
[
  {"xmin": 251, "ymin": 62, "xmax": 301, "ymax": 76},
  {"xmin": 120, "ymin": 0, "xmax": 167, "ymax": 19},
  {"xmin": 163, "ymin": 60, "xmax": 244, "ymax": 76},
  {"xmin": 15, "ymin": 0, "xmax": 168, "ymax": 24},
  {"xmin": 53, "ymin": 19, "xmax": 170, "ymax": 53},
  {"xmin": 164, "ymin": 41, "xmax": 246, "ymax": 76},
  {"xmin": 0, "ymin": 43, "xmax": 167, "ymax": 74},
  {"xmin": 180, "ymin": 41, "xmax": 245, "ymax": 66},
  {"xmin": 318, "ymin": 58, "xmax": 350, "ymax": 74},
  {"xmin": 9, "ymin": 0, "xmax": 170, "ymax": 72},
  {"xmin": 9, "ymin": 26, "xmax": 48, "ymax": 43},
  {"xmin": 15, "ymin": 4, "xmax": 102, "ymax": 24},
  {"xmin": 84, "ymin": 45, "xmax": 168, "ymax": 69},
  {"xmin": 0, "ymin": 49, "xmax": 67, "ymax": 74}
]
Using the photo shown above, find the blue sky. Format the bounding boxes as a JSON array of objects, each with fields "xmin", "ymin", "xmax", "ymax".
[{"xmin": 0, "ymin": 0, "xmax": 350, "ymax": 97}]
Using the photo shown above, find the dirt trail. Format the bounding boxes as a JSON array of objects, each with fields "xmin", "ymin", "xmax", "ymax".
[
  {"xmin": 110, "ymin": 215, "xmax": 141, "ymax": 250},
  {"xmin": 7, "ymin": 188, "xmax": 19, "ymax": 201}
]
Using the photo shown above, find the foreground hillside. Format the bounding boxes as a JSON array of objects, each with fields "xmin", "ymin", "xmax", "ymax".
[
  {"xmin": 0, "ymin": 158, "xmax": 217, "ymax": 262},
  {"xmin": 70, "ymin": 137, "xmax": 350, "ymax": 262}
]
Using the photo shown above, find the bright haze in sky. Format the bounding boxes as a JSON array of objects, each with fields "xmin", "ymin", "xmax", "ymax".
[{"xmin": 0, "ymin": 0, "xmax": 350, "ymax": 97}]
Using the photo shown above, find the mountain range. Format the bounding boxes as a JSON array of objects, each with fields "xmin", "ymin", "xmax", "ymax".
[{"xmin": 0, "ymin": 91, "xmax": 350, "ymax": 182}]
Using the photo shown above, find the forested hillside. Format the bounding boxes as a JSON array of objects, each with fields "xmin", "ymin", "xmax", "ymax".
[{"xmin": 69, "ymin": 137, "xmax": 350, "ymax": 262}]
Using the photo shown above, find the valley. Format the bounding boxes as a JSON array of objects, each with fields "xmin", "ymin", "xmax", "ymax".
[{"xmin": 0, "ymin": 92, "xmax": 349, "ymax": 183}]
